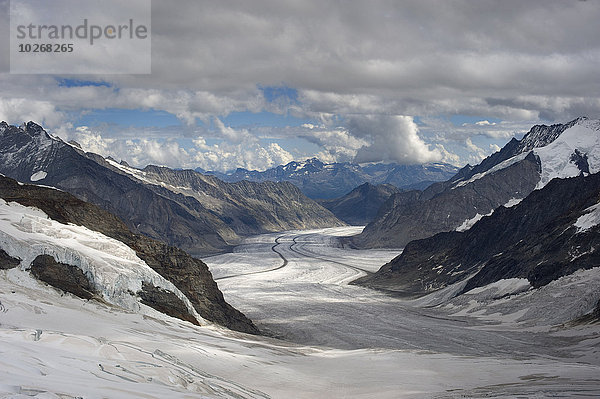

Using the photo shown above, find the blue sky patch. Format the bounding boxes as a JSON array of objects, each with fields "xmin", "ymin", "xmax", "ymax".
[
  {"xmin": 76, "ymin": 109, "xmax": 182, "ymax": 128},
  {"xmin": 223, "ymin": 111, "xmax": 311, "ymax": 128},
  {"xmin": 57, "ymin": 79, "xmax": 112, "ymax": 88},
  {"xmin": 261, "ymin": 86, "xmax": 299, "ymax": 103}
]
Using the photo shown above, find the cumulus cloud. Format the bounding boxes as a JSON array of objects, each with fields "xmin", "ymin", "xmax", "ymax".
[
  {"xmin": 433, "ymin": 144, "xmax": 462, "ymax": 166},
  {"xmin": 56, "ymin": 123, "xmax": 294, "ymax": 172},
  {"xmin": 347, "ymin": 115, "xmax": 441, "ymax": 164},
  {"xmin": 464, "ymin": 137, "xmax": 489, "ymax": 164},
  {"xmin": 0, "ymin": 98, "xmax": 65, "ymax": 128},
  {"xmin": 191, "ymin": 139, "xmax": 294, "ymax": 172},
  {"xmin": 213, "ymin": 117, "xmax": 253, "ymax": 143},
  {"xmin": 302, "ymin": 128, "xmax": 369, "ymax": 162},
  {"xmin": 474, "ymin": 120, "xmax": 496, "ymax": 126}
]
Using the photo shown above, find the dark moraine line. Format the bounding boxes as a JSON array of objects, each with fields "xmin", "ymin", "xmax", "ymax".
[
  {"xmin": 215, "ymin": 235, "xmax": 291, "ymax": 281},
  {"xmin": 288, "ymin": 235, "xmax": 373, "ymax": 276}
]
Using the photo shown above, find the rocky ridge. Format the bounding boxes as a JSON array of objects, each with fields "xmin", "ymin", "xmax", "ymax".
[
  {"xmin": 353, "ymin": 170, "xmax": 600, "ymax": 298},
  {"xmin": 318, "ymin": 183, "xmax": 400, "ymax": 225}
]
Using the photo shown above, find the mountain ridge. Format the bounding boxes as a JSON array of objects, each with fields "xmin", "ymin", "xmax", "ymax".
[
  {"xmin": 318, "ymin": 183, "xmax": 401, "ymax": 225},
  {"xmin": 353, "ymin": 117, "xmax": 599, "ymax": 249},
  {"xmin": 353, "ymin": 171, "xmax": 600, "ymax": 298},
  {"xmin": 203, "ymin": 157, "xmax": 458, "ymax": 199}
]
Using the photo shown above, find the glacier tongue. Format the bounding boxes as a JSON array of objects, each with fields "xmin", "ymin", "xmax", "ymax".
[{"xmin": 0, "ymin": 199, "xmax": 203, "ymax": 323}]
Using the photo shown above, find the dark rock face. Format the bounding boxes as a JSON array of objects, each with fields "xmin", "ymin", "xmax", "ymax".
[
  {"xmin": 318, "ymin": 183, "xmax": 401, "ymax": 225},
  {"xmin": 30, "ymin": 254, "xmax": 96, "ymax": 300},
  {"xmin": 0, "ymin": 249, "xmax": 20, "ymax": 270},
  {"xmin": 353, "ymin": 172, "xmax": 600, "ymax": 297},
  {"xmin": 353, "ymin": 118, "xmax": 586, "ymax": 249},
  {"xmin": 129, "ymin": 238, "xmax": 259, "ymax": 334},
  {"xmin": 0, "ymin": 175, "xmax": 259, "ymax": 334},
  {"xmin": 570, "ymin": 149, "xmax": 590, "ymax": 175},
  {"xmin": 0, "ymin": 122, "xmax": 343, "ymax": 256},
  {"xmin": 138, "ymin": 282, "xmax": 200, "ymax": 326},
  {"xmin": 205, "ymin": 158, "xmax": 458, "ymax": 199},
  {"xmin": 138, "ymin": 165, "xmax": 343, "ymax": 238}
]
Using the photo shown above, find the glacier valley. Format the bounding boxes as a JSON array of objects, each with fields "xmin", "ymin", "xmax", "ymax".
[{"xmin": 2, "ymin": 226, "xmax": 599, "ymax": 398}]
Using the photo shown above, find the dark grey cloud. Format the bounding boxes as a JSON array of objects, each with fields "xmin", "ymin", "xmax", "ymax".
[
  {"xmin": 1, "ymin": 0, "xmax": 600, "ymax": 169},
  {"xmin": 135, "ymin": 0, "xmax": 600, "ymax": 122}
]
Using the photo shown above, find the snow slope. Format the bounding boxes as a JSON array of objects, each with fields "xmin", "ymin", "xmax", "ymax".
[
  {"xmin": 0, "ymin": 199, "xmax": 202, "ymax": 322},
  {"xmin": 442, "ymin": 267, "xmax": 600, "ymax": 328},
  {"xmin": 575, "ymin": 201, "xmax": 600, "ymax": 232},
  {"xmin": 534, "ymin": 118, "xmax": 600, "ymax": 188}
]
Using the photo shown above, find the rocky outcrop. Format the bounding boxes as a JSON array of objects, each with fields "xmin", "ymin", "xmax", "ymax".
[
  {"xmin": 138, "ymin": 282, "xmax": 200, "ymax": 326},
  {"xmin": 318, "ymin": 183, "xmax": 400, "ymax": 225},
  {"xmin": 0, "ymin": 249, "xmax": 20, "ymax": 270},
  {"xmin": 206, "ymin": 158, "xmax": 458, "ymax": 199},
  {"xmin": 30, "ymin": 254, "xmax": 96, "ymax": 300},
  {"xmin": 0, "ymin": 175, "xmax": 259, "ymax": 334},
  {"xmin": 353, "ymin": 172, "xmax": 600, "ymax": 297}
]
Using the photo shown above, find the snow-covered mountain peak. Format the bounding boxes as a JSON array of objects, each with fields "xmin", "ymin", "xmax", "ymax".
[
  {"xmin": 452, "ymin": 117, "xmax": 600, "ymax": 190},
  {"xmin": 516, "ymin": 117, "xmax": 584, "ymax": 154},
  {"xmin": 577, "ymin": 116, "xmax": 600, "ymax": 131},
  {"xmin": 534, "ymin": 118, "xmax": 600, "ymax": 188}
]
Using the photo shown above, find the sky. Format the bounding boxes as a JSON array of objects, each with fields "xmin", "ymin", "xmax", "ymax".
[{"xmin": 1, "ymin": 0, "xmax": 599, "ymax": 172}]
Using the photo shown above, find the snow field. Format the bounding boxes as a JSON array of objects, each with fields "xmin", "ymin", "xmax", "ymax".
[{"xmin": 2, "ymin": 268, "xmax": 600, "ymax": 398}]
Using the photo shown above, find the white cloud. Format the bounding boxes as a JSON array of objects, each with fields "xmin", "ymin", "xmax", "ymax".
[
  {"xmin": 213, "ymin": 117, "xmax": 253, "ymax": 143},
  {"xmin": 56, "ymin": 123, "xmax": 294, "ymax": 172},
  {"xmin": 302, "ymin": 128, "xmax": 369, "ymax": 162},
  {"xmin": 0, "ymin": 98, "xmax": 65, "ymax": 128},
  {"xmin": 348, "ymin": 115, "xmax": 442, "ymax": 164},
  {"xmin": 434, "ymin": 144, "xmax": 462, "ymax": 166},
  {"xmin": 464, "ymin": 138, "xmax": 490, "ymax": 164},
  {"xmin": 191, "ymin": 140, "xmax": 294, "ymax": 172}
]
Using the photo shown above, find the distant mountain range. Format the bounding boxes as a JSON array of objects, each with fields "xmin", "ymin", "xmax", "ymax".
[
  {"xmin": 201, "ymin": 158, "xmax": 459, "ymax": 199},
  {"xmin": 353, "ymin": 117, "xmax": 600, "ymax": 297},
  {"xmin": 0, "ymin": 121, "xmax": 343, "ymax": 256},
  {"xmin": 353, "ymin": 117, "xmax": 600, "ymax": 249}
]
